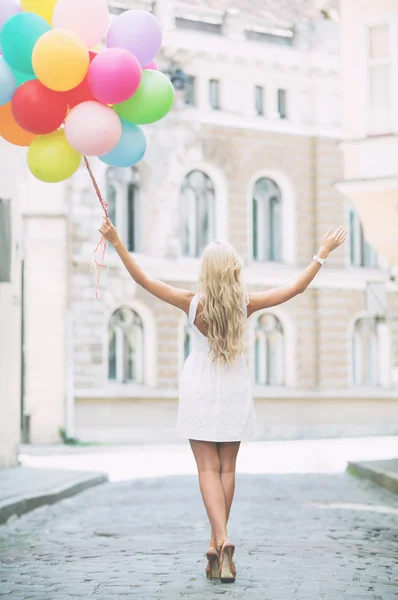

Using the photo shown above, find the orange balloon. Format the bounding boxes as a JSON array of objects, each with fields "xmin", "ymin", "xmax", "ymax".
[{"xmin": 0, "ymin": 102, "xmax": 36, "ymax": 147}]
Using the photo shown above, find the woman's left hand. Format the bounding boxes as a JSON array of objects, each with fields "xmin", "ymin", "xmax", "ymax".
[{"xmin": 99, "ymin": 217, "xmax": 120, "ymax": 245}]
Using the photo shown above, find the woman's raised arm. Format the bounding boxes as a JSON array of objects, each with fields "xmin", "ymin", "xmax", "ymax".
[
  {"xmin": 247, "ymin": 226, "xmax": 347, "ymax": 316},
  {"xmin": 99, "ymin": 217, "xmax": 193, "ymax": 314}
]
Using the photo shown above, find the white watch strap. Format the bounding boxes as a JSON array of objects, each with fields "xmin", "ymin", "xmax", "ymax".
[{"xmin": 313, "ymin": 255, "xmax": 325, "ymax": 265}]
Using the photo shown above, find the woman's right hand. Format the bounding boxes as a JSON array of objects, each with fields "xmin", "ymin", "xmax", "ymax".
[{"xmin": 318, "ymin": 226, "xmax": 347, "ymax": 258}]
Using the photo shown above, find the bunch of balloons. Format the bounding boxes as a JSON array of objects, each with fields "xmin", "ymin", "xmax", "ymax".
[{"xmin": 0, "ymin": 0, "xmax": 174, "ymax": 183}]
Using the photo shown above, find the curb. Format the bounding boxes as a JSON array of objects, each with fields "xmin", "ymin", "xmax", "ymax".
[
  {"xmin": 347, "ymin": 461, "xmax": 398, "ymax": 495},
  {"xmin": 0, "ymin": 473, "xmax": 108, "ymax": 525}
]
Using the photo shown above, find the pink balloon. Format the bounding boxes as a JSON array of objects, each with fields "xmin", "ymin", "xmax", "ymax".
[
  {"xmin": 143, "ymin": 59, "xmax": 159, "ymax": 71},
  {"xmin": 52, "ymin": 0, "xmax": 109, "ymax": 48},
  {"xmin": 65, "ymin": 101, "xmax": 122, "ymax": 156},
  {"xmin": 88, "ymin": 48, "xmax": 142, "ymax": 105}
]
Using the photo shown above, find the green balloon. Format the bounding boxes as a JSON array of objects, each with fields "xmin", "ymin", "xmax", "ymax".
[
  {"xmin": 0, "ymin": 12, "xmax": 50, "ymax": 75},
  {"xmin": 28, "ymin": 130, "xmax": 82, "ymax": 184},
  {"xmin": 114, "ymin": 70, "xmax": 175, "ymax": 125}
]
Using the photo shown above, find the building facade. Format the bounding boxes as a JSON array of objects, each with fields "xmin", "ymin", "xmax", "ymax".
[
  {"xmin": 339, "ymin": 0, "xmax": 398, "ymax": 265},
  {"xmin": 16, "ymin": 0, "xmax": 398, "ymax": 445},
  {"xmin": 0, "ymin": 142, "xmax": 23, "ymax": 467}
]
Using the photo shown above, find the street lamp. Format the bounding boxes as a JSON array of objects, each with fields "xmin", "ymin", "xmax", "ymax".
[{"xmin": 166, "ymin": 66, "xmax": 190, "ymax": 91}]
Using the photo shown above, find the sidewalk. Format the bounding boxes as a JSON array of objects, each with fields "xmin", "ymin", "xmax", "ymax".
[
  {"xmin": 348, "ymin": 458, "xmax": 398, "ymax": 494},
  {"xmin": 2, "ymin": 440, "xmax": 396, "ymax": 527},
  {"xmin": 0, "ymin": 466, "xmax": 108, "ymax": 525}
]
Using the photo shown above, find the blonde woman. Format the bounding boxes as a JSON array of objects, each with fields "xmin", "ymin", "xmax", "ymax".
[{"xmin": 99, "ymin": 218, "xmax": 347, "ymax": 583}]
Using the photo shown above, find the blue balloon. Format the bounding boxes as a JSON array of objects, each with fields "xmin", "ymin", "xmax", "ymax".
[
  {"xmin": 0, "ymin": 12, "xmax": 50, "ymax": 74},
  {"xmin": 0, "ymin": 56, "xmax": 16, "ymax": 105},
  {"xmin": 99, "ymin": 120, "xmax": 147, "ymax": 167}
]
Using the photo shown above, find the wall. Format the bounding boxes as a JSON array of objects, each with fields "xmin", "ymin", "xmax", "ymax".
[
  {"xmin": 340, "ymin": 0, "xmax": 398, "ymax": 139},
  {"xmin": 0, "ymin": 142, "xmax": 22, "ymax": 467}
]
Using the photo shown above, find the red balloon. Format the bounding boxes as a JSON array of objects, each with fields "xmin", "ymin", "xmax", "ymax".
[
  {"xmin": 64, "ymin": 51, "xmax": 97, "ymax": 109},
  {"xmin": 12, "ymin": 80, "xmax": 68, "ymax": 135}
]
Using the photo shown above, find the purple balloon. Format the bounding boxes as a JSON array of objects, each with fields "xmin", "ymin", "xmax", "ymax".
[
  {"xmin": 106, "ymin": 9, "xmax": 162, "ymax": 67},
  {"xmin": 0, "ymin": 0, "xmax": 22, "ymax": 31}
]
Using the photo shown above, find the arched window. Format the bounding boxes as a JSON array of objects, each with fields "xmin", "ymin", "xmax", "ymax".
[
  {"xmin": 183, "ymin": 320, "xmax": 193, "ymax": 361},
  {"xmin": 254, "ymin": 314, "xmax": 284, "ymax": 385},
  {"xmin": 252, "ymin": 178, "xmax": 282, "ymax": 262},
  {"xmin": 352, "ymin": 317, "xmax": 379, "ymax": 386},
  {"xmin": 180, "ymin": 170, "xmax": 215, "ymax": 257},
  {"xmin": 108, "ymin": 307, "xmax": 144, "ymax": 384},
  {"xmin": 349, "ymin": 208, "xmax": 377, "ymax": 268},
  {"xmin": 106, "ymin": 167, "xmax": 141, "ymax": 252}
]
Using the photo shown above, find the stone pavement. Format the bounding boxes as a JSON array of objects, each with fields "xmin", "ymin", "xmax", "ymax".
[{"xmin": 1, "ymin": 472, "xmax": 398, "ymax": 599}]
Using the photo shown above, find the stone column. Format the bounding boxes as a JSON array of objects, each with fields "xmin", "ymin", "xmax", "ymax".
[{"xmin": 22, "ymin": 176, "xmax": 68, "ymax": 443}]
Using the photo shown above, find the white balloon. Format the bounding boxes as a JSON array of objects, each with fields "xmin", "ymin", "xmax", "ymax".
[
  {"xmin": 64, "ymin": 101, "xmax": 122, "ymax": 156},
  {"xmin": 52, "ymin": 0, "xmax": 109, "ymax": 48}
]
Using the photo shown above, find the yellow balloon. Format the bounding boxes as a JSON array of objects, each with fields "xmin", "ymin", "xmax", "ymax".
[
  {"xmin": 21, "ymin": 0, "xmax": 58, "ymax": 25},
  {"xmin": 28, "ymin": 130, "xmax": 82, "ymax": 183},
  {"xmin": 32, "ymin": 29, "xmax": 89, "ymax": 92}
]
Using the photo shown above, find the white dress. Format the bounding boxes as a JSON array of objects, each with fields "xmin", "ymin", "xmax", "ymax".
[{"xmin": 177, "ymin": 295, "xmax": 256, "ymax": 442}]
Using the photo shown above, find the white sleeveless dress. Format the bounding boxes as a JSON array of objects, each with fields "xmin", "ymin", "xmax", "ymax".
[{"xmin": 177, "ymin": 295, "xmax": 256, "ymax": 442}]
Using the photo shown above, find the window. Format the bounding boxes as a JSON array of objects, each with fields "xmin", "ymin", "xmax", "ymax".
[
  {"xmin": 127, "ymin": 182, "xmax": 138, "ymax": 252},
  {"xmin": 184, "ymin": 76, "xmax": 196, "ymax": 106},
  {"xmin": 254, "ymin": 314, "xmax": 284, "ymax": 385},
  {"xmin": 349, "ymin": 208, "xmax": 378, "ymax": 268},
  {"xmin": 108, "ymin": 307, "xmax": 144, "ymax": 384},
  {"xmin": 209, "ymin": 79, "xmax": 220, "ymax": 110},
  {"xmin": 277, "ymin": 89, "xmax": 287, "ymax": 119},
  {"xmin": 252, "ymin": 178, "xmax": 282, "ymax": 262},
  {"xmin": 106, "ymin": 167, "xmax": 141, "ymax": 252},
  {"xmin": 180, "ymin": 170, "xmax": 215, "ymax": 257},
  {"xmin": 245, "ymin": 29, "xmax": 293, "ymax": 46},
  {"xmin": 352, "ymin": 317, "xmax": 380, "ymax": 386},
  {"xmin": 367, "ymin": 24, "xmax": 391, "ymax": 134},
  {"xmin": 255, "ymin": 86, "xmax": 264, "ymax": 116},
  {"xmin": 183, "ymin": 320, "xmax": 193, "ymax": 361},
  {"xmin": 175, "ymin": 17, "xmax": 221, "ymax": 34}
]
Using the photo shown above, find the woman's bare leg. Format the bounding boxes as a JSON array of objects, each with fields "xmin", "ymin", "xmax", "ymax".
[
  {"xmin": 209, "ymin": 442, "xmax": 241, "ymax": 546},
  {"xmin": 219, "ymin": 441, "xmax": 241, "ymax": 519},
  {"xmin": 190, "ymin": 440, "xmax": 228, "ymax": 546},
  {"xmin": 210, "ymin": 442, "xmax": 240, "ymax": 546}
]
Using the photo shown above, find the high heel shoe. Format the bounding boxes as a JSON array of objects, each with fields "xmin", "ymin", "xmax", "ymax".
[
  {"xmin": 205, "ymin": 545, "xmax": 220, "ymax": 579},
  {"xmin": 218, "ymin": 540, "xmax": 236, "ymax": 583}
]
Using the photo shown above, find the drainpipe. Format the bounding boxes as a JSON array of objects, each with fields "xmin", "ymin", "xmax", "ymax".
[{"xmin": 65, "ymin": 180, "xmax": 75, "ymax": 439}]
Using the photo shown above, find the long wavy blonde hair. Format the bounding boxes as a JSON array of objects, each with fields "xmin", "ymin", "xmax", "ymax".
[{"xmin": 198, "ymin": 240, "xmax": 246, "ymax": 365}]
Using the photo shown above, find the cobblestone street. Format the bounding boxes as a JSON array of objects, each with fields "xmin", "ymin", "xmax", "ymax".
[{"xmin": 1, "ymin": 470, "xmax": 398, "ymax": 599}]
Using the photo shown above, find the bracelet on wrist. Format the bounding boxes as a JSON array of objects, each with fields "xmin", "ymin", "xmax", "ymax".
[{"xmin": 313, "ymin": 254, "xmax": 326, "ymax": 266}]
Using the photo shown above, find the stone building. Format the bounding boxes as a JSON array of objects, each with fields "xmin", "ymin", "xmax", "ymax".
[
  {"xmin": 339, "ymin": 0, "xmax": 398, "ymax": 266},
  {"xmin": 16, "ymin": 0, "xmax": 398, "ymax": 446},
  {"xmin": 0, "ymin": 143, "xmax": 23, "ymax": 467}
]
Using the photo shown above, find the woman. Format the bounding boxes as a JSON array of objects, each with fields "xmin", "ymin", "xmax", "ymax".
[{"xmin": 100, "ymin": 218, "xmax": 347, "ymax": 583}]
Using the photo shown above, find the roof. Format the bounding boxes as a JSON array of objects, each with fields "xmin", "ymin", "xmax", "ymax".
[{"xmin": 107, "ymin": 0, "xmax": 340, "ymax": 26}]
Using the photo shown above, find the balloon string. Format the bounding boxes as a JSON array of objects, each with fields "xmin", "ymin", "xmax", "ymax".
[
  {"xmin": 84, "ymin": 155, "xmax": 109, "ymax": 217},
  {"xmin": 84, "ymin": 156, "xmax": 109, "ymax": 300}
]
